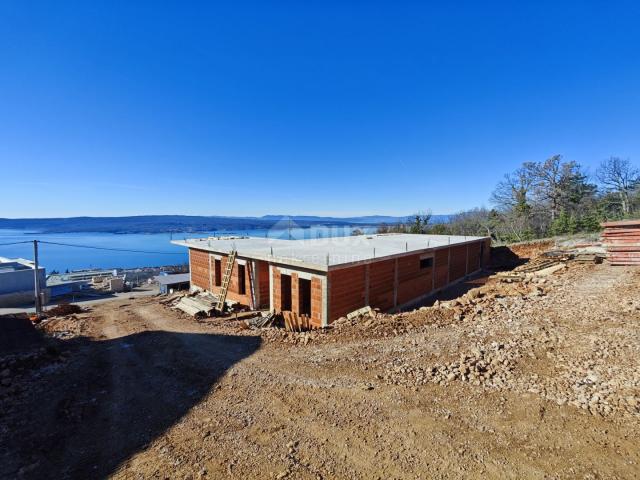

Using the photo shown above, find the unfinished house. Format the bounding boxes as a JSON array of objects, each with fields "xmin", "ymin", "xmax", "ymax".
[{"xmin": 172, "ymin": 234, "xmax": 490, "ymax": 327}]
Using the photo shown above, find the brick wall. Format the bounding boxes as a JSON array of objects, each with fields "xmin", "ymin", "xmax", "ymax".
[
  {"xmin": 434, "ymin": 248, "xmax": 449, "ymax": 289},
  {"xmin": 482, "ymin": 238, "xmax": 491, "ymax": 267},
  {"xmin": 328, "ymin": 264, "xmax": 366, "ymax": 321},
  {"xmin": 466, "ymin": 241, "xmax": 481, "ymax": 274},
  {"xmin": 291, "ymin": 273, "xmax": 299, "ymax": 315},
  {"xmin": 189, "ymin": 249, "xmax": 210, "ymax": 290},
  {"xmin": 369, "ymin": 259, "xmax": 395, "ymax": 311},
  {"xmin": 311, "ymin": 277, "xmax": 323, "ymax": 327},
  {"xmin": 272, "ymin": 267, "xmax": 325, "ymax": 327},
  {"xmin": 188, "ymin": 249, "xmax": 265, "ymax": 307},
  {"xmin": 449, "ymin": 245, "xmax": 468, "ymax": 281},
  {"xmin": 325, "ymin": 238, "xmax": 488, "ymax": 322},
  {"xmin": 272, "ymin": 267, "xmax": 282, "ymax": 311},
  {"xmin": 257, "ymin": 260, "xmax": 270, "ymax": 308},
  {"xmin": 396, "ymin": 253, "xmax": 434, "ymax": 305}
]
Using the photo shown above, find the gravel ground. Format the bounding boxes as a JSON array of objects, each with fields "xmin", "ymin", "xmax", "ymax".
[{"xmin": 1, "ymin": 261, "xmax": 639, "ymax": 479}]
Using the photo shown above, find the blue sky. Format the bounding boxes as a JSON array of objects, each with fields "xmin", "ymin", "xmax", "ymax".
[{"xmin": 1, "ymin": 1, "xmax": 639, "ymax": 218}]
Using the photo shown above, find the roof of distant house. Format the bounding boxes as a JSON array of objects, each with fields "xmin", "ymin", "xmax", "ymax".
[
  {"xmin": 154, "ymin": 273, "xmax": 191, "ymax": 286},
  {"xmin": 0, "ymin": 257, "xmax": 38, "ymax": 273}
]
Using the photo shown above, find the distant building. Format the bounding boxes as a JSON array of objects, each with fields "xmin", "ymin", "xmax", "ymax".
[
  {"xmin": 46, "ymin": 275, "xmax": 89, "ymax": 298},
  {"xmin": 0, "ymin": 257, "xmax": 47, "ymax": 307},
  {"xmin": 64, "ymin": 269, "xmax": 119, "ymax": 282},
  {"xmin": 155, "ymin": 273, "xmax": 190, "ymax": 294}
]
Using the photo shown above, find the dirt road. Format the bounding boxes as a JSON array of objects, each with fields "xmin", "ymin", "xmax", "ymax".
[{"xmin": 1, "ymin": 263, "xmax": 639, "ymax": 479}]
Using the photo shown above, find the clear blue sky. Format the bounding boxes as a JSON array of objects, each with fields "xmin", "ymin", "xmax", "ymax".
[{"xmin": 1, "ymin": 1, "xmax": 639, "ymax": 218}]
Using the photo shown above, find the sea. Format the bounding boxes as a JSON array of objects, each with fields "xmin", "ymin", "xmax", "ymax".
[{"xmin": 0, "ymin": 226, "xmax": 376, "ymax": 273}]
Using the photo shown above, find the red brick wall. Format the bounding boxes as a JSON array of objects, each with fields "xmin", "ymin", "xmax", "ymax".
[
  {"xmin": 272, "ymin": 267, "xmax": 325, "ymax": 327},
  {"xmin": 328, "ymin": 264, "xmax": 366, "ymax": 321},
  {"xmin": 482, "ymin": 238, "xmax": 491, "ymax": 267},
  {"xmin": 311, "ymin": 277, "xmax": 323, "ymax": 327},
  {"xmin": 189, "ymin": 249, "xmax": 210, "ymax": 290},
  {"xmin": 369, "ymin": 259, "xmax": 395, "ymax": 311},
  {"xmin": 449, "ymin": 245, "xmax": 468, "ymax": 281},
  {"xmin": 188, "ymin": 249, "xmax": 264, "ymax": 307},
  {"xmin": 434, "ymin": 248, "xmax": 449, "ymax": 289},
  {"xmin": 272, "ymin": 267, "xmax": 281, "ymax": 311},
  {"xmin": 257, "ymin": 260, "xmax": 270, "ymax": 308},
  {"xmin": 396, "ymin": 254, "xmax": 433, "ymax": 305},
  {"xmin": 467, "ymin": 241, "xmax": 481, "ymax": 273},
  {"xmin": 291, "ymin": 273, "xmax": 299, "ymax": 315}
]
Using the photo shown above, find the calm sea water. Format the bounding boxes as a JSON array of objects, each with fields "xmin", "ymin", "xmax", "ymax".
[{"xmin": 0, "ymin": 226, "xmax": 376, "ymax": 273}]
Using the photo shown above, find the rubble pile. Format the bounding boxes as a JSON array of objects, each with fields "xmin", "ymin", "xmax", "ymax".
[
  {"xmin": 385, "ymin": 340, "xmax": 520, "ymax": 388},
  {"xmin": 381, "ymin": 264, "xmax": 640, "ymax": 418}
]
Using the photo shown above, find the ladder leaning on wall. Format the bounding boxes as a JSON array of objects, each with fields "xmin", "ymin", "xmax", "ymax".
[
  {"xmin": 247, "ymin": 260, "xmax": 257, "ymax": 310},
  {"xmin": 215, "ymin": 250, "xmax": 237, "ymax": 312}
]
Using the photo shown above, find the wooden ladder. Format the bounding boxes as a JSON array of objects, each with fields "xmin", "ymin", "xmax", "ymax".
[
  {"xmin": 215, "ymin": 250, "xmax": 237, "ymax": 312},
  {"xmin": 247, "ymin": 260, "xmax": 257, "ymax": 310}
]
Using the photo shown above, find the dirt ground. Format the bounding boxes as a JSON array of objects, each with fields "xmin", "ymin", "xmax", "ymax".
[{"xmin": 1, "ymin": 261, "xmax": 639, "ymax": 479}]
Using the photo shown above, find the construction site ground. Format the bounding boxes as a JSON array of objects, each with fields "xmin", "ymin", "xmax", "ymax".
[{"xmin": 1, "ymin": 257, "xmax": 639, "ymax": 479}]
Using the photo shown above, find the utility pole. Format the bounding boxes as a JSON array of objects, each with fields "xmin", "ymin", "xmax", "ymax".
[{"xmin": 33, "ymin": 240, "xmax": 42, "ymax": 315}]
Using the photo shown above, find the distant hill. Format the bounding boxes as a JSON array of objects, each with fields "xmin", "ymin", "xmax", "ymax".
[
  {"xmin": 261, "ymin": 214, "xmax": 450, "ymax": 225},
  {"xmin": 0, "ymin": 214, "xmax": 449, "ymax": 234}
]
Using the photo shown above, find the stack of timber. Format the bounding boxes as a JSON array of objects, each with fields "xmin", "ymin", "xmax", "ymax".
[
  {"xmin": 497, "ymin": 255, "xmax": 568, "ymax": 281},
  {"xmin": 572, "ymin": 252, "xmax": 604, "ymax": 264},
  {"xmin": 283, "ymin": 311, "xmax": 313, "ymax": 332},
  {"xmin": 601, "ymin": 219, "xmax": 640, "ymax": 265}
]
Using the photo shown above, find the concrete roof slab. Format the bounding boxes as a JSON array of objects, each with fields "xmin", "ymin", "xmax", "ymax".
[{"xmin": 172, "ymin": 233, "xmax": 487, "ymax": 271}]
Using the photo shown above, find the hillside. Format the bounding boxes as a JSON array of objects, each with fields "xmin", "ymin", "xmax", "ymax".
[{"xmin": 0, "ymin": 214, "xmax": 449, "ymax": 234}]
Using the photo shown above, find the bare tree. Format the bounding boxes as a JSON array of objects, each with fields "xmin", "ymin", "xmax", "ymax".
[
  {"xmin": 596, "ymin": 157, "xmax": 640, "ymax": 215},
  {"xmin": 491, "ymin": 163, "xmax": 536, "ymax": 215},
  {"xmin": 447, "ymin": 208, "xmax": 495, "ymax": 237},
  {"xmin": 531, "ymin": 155, "xmax": 593, "ymax": 222}
]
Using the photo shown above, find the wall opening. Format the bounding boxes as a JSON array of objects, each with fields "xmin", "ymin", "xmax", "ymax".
[
  {"xmin": 298, "ymin": 278, "xmax": 311, "ymax": 316},
  {"xmin": 238, "ymin": 264, "xmax": 246, "ymax": 295},
  {"xmin": 419, "ymin": 257, "xmax": 433, "ymax": 269},
  {"xmin": 280, "ymin": 273, "xmax": 292, "ymax": 311},
  {"xmin": 214, "ymin": 259, "xmax": 222, "ymax": 286}
]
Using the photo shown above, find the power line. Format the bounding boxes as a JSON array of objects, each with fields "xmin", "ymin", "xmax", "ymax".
[
  {"xmin": 37, "ymin": 240, "xmax": 185, "ymax": 255},
  {"xmin": 0, "ymin": 240, "xmax": 34, "ymax": 246}
]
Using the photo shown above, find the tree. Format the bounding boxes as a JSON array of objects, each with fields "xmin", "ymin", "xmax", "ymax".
[
  {"xmin": 491, "ymin": 163, "xmax": 536, "ymax": 216},
  {"xmin": 376, "ymin": 223, "xmax": 389, "ymax": 234},
  {"xmin": 531, "ymin": 155, "xmax": 565, "ymax": 222},
  {"xmin": 531, "ymin": 155, "xmax": 593, "ymax": 222},
  {"xmin": 447, "ymin": 208, "xmax": 496, "ymax": 237},
  {"xmin": 596, "ymin": 157, "xmax": 640, "ymax": 216},
  {"xmin": 408, "ymin": 211, "xmax": 432, "ymax": 234},
  {"xmin": 550, "ymin": 210, "xmax": 569, "ymax": 236}
]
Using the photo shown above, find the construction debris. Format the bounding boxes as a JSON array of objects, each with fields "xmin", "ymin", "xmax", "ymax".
[
  {"xmin": 245, "ymin": 312, "xmax": 277, "ymax": 329},
  {"xmin": 46, "ymin": 303, "xmax": 84, "ymax": 317},
  {"xmin": 573, "ymin": 252, "xmax": 604, "ymax": 264},
  {"xmin": 172, "ymin": 294, "xmax": 217, "ymax": 318},
  {"xmin": 346, "ymin": 305, "xmax": 374, "ymax": 320},
  {"xmin": 601, "ymin": 219, "xmax": 640, "ymax": 265}
]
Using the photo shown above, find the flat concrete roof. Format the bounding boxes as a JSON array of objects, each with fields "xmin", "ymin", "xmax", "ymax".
[
  {"xmin": 0, "ymin": 257, "xmax": 36, "ymax": 273},
  {"xmin": 172, "ymin": 233, "xmax": 487, "ymax": 271}
]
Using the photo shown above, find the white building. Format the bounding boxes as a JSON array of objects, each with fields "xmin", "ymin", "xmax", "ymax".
[{"xmin": 0, "ymin": 257, "xmax": 46, "ymax": 307}]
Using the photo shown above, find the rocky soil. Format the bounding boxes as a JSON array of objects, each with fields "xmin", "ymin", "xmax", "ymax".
[{"xmin": 1, "ymin": 261, "xmax": 639, "ymax": 479}]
